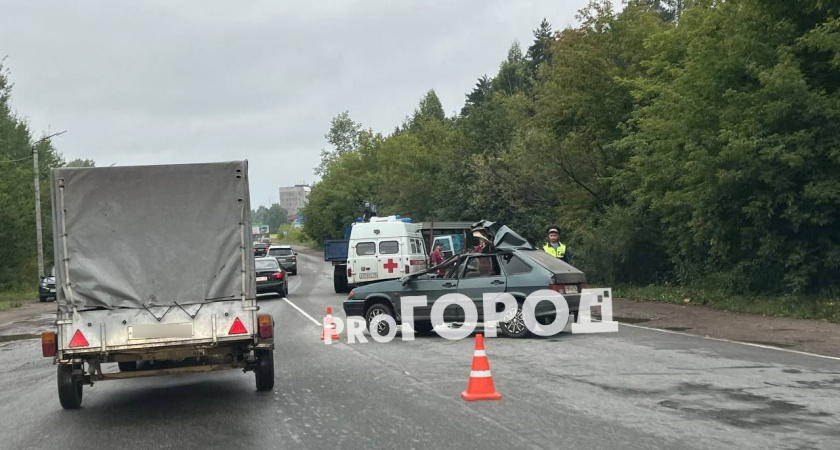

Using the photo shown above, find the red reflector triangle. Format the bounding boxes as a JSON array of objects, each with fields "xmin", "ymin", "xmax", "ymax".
[
  {"xmin": 229, "ymin": 317, "xmax": 247, "ymax": 335},
  {"xmin": 68, "ymin": 329, "xmax": 89, "ymax": 348}
]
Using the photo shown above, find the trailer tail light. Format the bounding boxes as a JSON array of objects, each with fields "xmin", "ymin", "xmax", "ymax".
[
  {"xmin": 405, "ymin": 265, "xmax": 409, "ymax": 274},
  {"xmin": 229, "ymin": 317, "xmax": 248, "ymax": 335},
  {"xmin": 41, "ymin": 331, "xmax": 57, "ymax": 357},
  {"xmin": 273, "ymin": 272, "xmax": 284, "ymax": 280},
  {"xmin": 257, "ymin": 314, "xmax": 273, "ymax": 339},
  {"xmin": 68, "ymin": 329, "xmax": 90, "ymax": 348},
  {"xmin": 347, "ymin": 268, "xmax": 352, "ymax": 278}
]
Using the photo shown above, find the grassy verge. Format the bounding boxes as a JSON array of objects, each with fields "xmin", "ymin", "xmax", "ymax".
[
  {"xmin": 614, "ymin": 284, "xmax": 840, "ymax": 323},
  {"xmin": 270, "ymin": 224, "xmax": 321, "ymax": 251},
  {"xmin": 0, "ymin": 287, "xmax": 38, "ymax": 311}
]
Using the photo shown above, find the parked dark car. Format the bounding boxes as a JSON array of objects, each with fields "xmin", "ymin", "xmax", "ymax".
[
  {"xmin": 267, "ymin": 245, "xmax": 298, "ymax": 275},
  {"xmin": 253, "ymin": 242, "xmax": 269, "ymax": 257},
  {"xmin": 255, "ymin": 257, "xmax": 288, "ymax": 297},
  {"xmin": 343, "ymin": 221, "xmax": 586, "ymax": 338},
  {"xmin": 39, "ymin": 266, "xmax": 57, "ymax": 302}
]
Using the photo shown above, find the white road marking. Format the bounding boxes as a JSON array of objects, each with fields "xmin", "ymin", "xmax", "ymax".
[
  {"xmin": 619, "ymin": 322, "xmax": 840, "ymax": 362},
  {"xmin": 282, "ymin": 298, "xmax": 322, "ymax": 327}
]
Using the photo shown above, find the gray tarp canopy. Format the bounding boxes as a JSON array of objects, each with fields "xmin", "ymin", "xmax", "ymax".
[{"xmin": 51, "ymin": 161, "xmax": 255, "ymax": 313}]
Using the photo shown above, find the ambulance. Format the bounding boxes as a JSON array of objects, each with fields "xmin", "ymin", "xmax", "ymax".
[{"xmin": 326, "ymin": 216, "xmax": 429, "ymax": 292}]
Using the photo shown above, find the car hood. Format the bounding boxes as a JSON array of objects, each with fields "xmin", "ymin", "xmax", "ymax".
[
  {"xmin": 350, "ymin": 279, "xmax": 406, "ymax": 298},
  {"xmin": 471, "ymin": 220, "xmax": 535, "ymax": 250}
]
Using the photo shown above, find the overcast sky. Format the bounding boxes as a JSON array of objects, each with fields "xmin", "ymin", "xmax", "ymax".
[{"xmin": 1, "ymin": 0, "xmax": 588, "ymax": 208}]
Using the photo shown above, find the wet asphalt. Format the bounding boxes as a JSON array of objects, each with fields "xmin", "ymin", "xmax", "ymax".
[{"xmin": 0, "ymin": 251, "xmax": 839, "ymax": 449}]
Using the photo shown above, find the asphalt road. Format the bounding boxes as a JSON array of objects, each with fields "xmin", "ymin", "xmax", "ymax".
[{"xmin": 1, "ymin": 251, "xmax": 839, "ymax": 449}]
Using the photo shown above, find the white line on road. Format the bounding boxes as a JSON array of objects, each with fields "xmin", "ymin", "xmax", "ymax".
[
  {"xmin": 620, "ymin": 322, "xmax": 840, "ymax": 362},
  {"xmin": 282, "ymin": 298, "xmax": 322, "ymax": 327}
]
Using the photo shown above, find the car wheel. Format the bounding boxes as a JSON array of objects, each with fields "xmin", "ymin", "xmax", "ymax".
[
  {"xmin": 255, "ymin": 349, "xmax": 275, "ymax": 392},
  {"xmin": 57, "ymin": 363, "xmax": 83, "ymax": 409},
  {"xmin": 365, "ymin": 302, "xmax": 395, "ymax": 337},
  {"xmin": 39, "ymin": 295, "xmax": 48, "ymax": 302},
  {"xmin": 292, "ymin": 270, "xmax": 297, "ymax": 276},
  {"xmin": 499, "ymin": 302, "xmax": 530, "ymax": 338}
]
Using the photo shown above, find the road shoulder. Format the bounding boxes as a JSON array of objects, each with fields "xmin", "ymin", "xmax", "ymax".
[{"xmin": 611, "ymin": 297, "xmax": 840, "ymax": 358}]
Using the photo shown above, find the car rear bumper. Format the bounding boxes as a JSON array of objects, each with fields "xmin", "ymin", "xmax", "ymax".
[
  {"xmin": 39, "ymin": 285, "xmax": 56, "ymax": 297},
  {"xmin": 257, "ymin": 280, "xmax": 285, "ymax": 293}
]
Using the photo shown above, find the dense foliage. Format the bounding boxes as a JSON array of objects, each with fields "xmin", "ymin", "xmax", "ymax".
[
  {"xmin": 304, "ymin": 0, "xmax": 840, "ymax": 295},
  {"xmin": 252, "ymin": 204, "xmax": 290, "ymax": 233}
]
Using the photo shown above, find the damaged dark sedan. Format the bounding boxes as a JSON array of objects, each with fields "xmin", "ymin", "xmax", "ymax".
[{"xmin": 343, "ymin": 220, "xmax": 587, "ymax": 338}]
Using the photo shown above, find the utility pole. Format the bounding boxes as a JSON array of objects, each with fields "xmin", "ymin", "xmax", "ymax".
[{"xmin": 32, "ymin": 130, "xmax": 67, "ymax": 279}]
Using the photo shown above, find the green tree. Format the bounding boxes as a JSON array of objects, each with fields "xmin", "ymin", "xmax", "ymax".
[
  {"xmin": 526, "ymin": 18, "xmax": 554, "ymax": 77},
  {"xmin": 315, "ymin": 111, "xmax": 363, "ymax": 176},
  {"xmin": 65, "ymin": 158, "xmax": 95, "ymax": 167},
  {"xmin": 265, "ymin": 204, "xmax": 289, "ymax": 231},
  {"xmin": 0, "ymin": 64, "xmax": 63, "ymax": 288}
]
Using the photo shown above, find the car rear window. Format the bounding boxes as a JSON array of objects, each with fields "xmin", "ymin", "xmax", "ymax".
[
  {"xmin": 379, "ymin": 240, "xmax": 399, "ymax": 255},
  {"xmin": 269, "ymin": 248, "xmax": 293, "ymax": 256},
  {"xmin": 255, "ymin": 259, "xmax": 279, "ymax": 270},
  {"xmin": 500, "ymin": 253, "xmax": 532, "ymax": 274},
  {"xmin": 356, "ymin": 242, "xmax": 376, "ymax": 256}
]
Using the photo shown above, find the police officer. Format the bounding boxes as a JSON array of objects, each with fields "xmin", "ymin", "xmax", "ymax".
[{"xmin": 543, "ymin": 224, "xmax": 571, "ymax": 264}]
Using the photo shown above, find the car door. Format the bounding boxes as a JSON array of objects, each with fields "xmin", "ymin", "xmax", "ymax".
[
  {"xmin": 455, "ymin": 255, "xmax": 505, "ymax": 322},
  {"xmin": 404, "ymin": 256, "xmax": 464, "ymax": 321},
  {"xmin": 377, "ymin": 239, "xmax": 402, "ymax": 279},
  {"xmin": 352, "ymin": 241, "xmax": 379, "ymax": 282}
]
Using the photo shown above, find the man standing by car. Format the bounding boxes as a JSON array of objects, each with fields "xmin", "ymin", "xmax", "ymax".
[
  {"xmin": 543, "ymin": 224, "xmax": 571, "ymax": 264},
  {"xmin": 430, "ymin": 242, "xmax": 446, "ymax": 277}
]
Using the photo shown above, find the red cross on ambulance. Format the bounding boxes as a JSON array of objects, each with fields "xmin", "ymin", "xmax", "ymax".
[{"xmin": 383, "ymin": 258, "xmax": 398, "ymax": 273}]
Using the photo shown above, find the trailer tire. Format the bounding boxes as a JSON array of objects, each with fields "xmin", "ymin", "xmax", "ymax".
[
  {"xmin": 57, "ymin": 364, "xmax": 83, "ymax": 409},
  {"xmin": 255, "ymin": 350, "xmax": 275, "ymax": 392}
]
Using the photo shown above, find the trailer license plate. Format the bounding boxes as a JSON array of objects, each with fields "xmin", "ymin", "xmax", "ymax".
[
  {"xmin": 358, "ymin": 272, "xmax": 378, "ymax": 279},
  {"xmin": 256, "ymin": 276, "xmax": 268, "ymax": 282},
  {"xmin": 129, "ymin": 323, "xmax": 194, "ymax": 340}
]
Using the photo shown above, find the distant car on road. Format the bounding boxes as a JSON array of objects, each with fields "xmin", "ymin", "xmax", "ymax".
[
  {"xmin": 253, "ymin": 242, "xmax": 269, "ymax": 257},
  {"xmin": 267, "ymin": 245, "xmax": 298, "ymax": 275},
  {"xmin": 343, "ymin": 220, "xmax": 586, "ymax": 338},
  {"xmin": 255, "ymin": 257, "xmax": 288, "ymax": 297},
  {"xmin": 39, "ymin": 266, "xmax": 56, "ymax": 302}
]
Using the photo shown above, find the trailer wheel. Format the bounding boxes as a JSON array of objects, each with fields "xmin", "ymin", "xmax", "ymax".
[
  {"xmin": 57, "ymin": 364, "xmax": 83, "ymax": 409},
  {"xmin": 255, "ymin": 350, "xmax": 275, "ymax": 392}
]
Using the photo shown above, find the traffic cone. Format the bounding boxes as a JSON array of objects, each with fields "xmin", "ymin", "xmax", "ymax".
[
  {"xmin": 461, "ymin": 334, "xmax": 502, "ymax": 401},
  {"xmin": 321, "ymin": 306, "xmax": 340, "ymax": 341}
]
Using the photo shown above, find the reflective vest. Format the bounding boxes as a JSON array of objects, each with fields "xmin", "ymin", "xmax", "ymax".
[{"xmin": 543, "ymin": 242, "xmax": 567, "ymax": 259}]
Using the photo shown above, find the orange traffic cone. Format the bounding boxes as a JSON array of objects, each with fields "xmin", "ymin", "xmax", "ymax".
[
  {"xmin": 321, "ymin": 306, "xmax": 340, "ymax": 341},
  {"xmin": 461, "ymin": 334, "xmax": 502, "ymax": 401}
]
